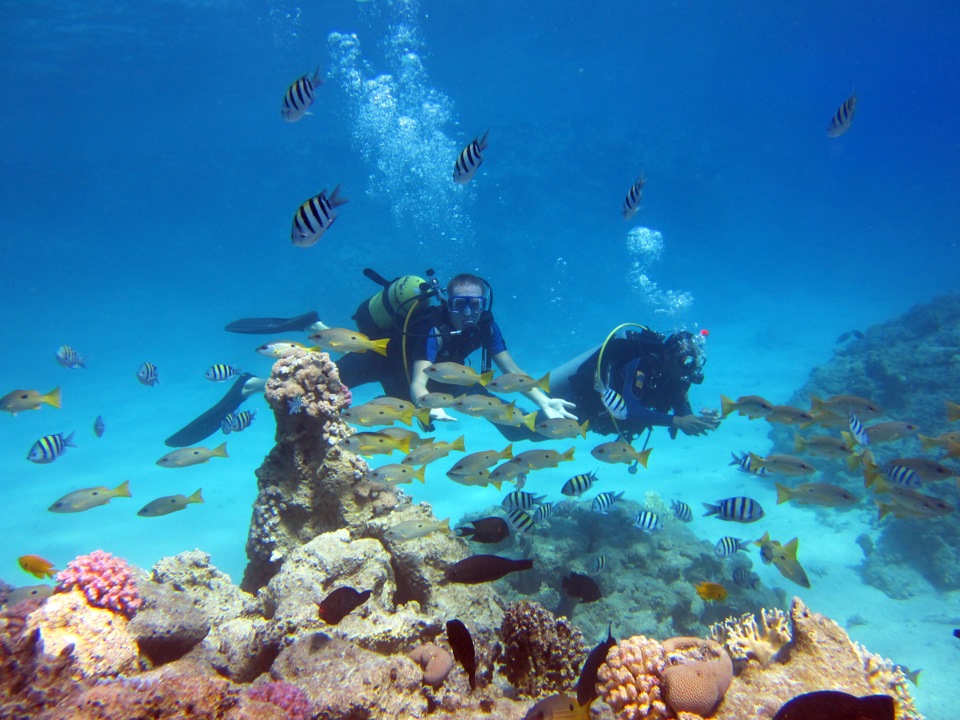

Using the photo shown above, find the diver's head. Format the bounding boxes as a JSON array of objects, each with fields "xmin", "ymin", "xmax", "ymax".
[
  {"xmin": 445, "ymin": 273, "xmax": 489, "ymax": 332},
  {"xmin": 664, "ymin": 330, "xmax": 705, "ymax": 385}
]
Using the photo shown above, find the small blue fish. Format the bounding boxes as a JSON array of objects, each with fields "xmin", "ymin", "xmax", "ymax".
[
  {"xmin": 288, "ymin": 395, "xmax": 305, "ymax": 414},
  {"xmin": 27, "ymin": 432, "xmax": 76, "ymax": 464},
  {"xmin": 137, "ymin": 362, "xmax": 159, "ymax": 386},
  {"xmin": 221, "ymin": 409, "xmax": 257, "ymax": 434},
  {"xmin": 205, "ymin": 364, "xmax": 240, "ymax": 382},
  {"xmin": 703, "ymin": 496, "xmax": 765, "ymax": 523},
  {"xmin": 632, "ymin": 510, "xmax": 662, "ymax": 533},
  {"xmin": 715, "ymin": 537, "xmax": 749, "ymax": 557},
  {"xmin": 55, "ymin": 345, "xmax": 86, "ymax": 369},
  {"xmin": 848, "ymin": 413, "xmax": 870, "ymax": 447},
  {"xmin": 591, "ymin": 491, "xmax": 624, "ymax": 515},
  {"xmin": 671, "ymin": 499, "xmax": 693, "ymax": 522},
  {"xmin": 93, "ymin": 415, "xmax": 105, "ymax": 438}
]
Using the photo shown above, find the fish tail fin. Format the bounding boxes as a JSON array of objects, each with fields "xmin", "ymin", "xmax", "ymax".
[
  {"xmin": 187, "ymin": 489, "xmax": 204, "ymax": 504},
  {"xmin": 946, "ymin": 400, "xmax": 960, "ymax": 422},
  {"xmin": 775, "ymin": 483, "xmax": 792, "ymax": 504},
  {"xmin": 579, "ymin": 420, "xmax": 589, "ymax": 439},
  {"xmin": 748, "ymin": 451, "xmax": 766, "ymax": 468},
  {"xmin": 311, "ymin": 66, "xmax": 324, "ymax": 84},
  {"xmin": 729, "ymin": 452, "xmax": 743, "ymax": 466},
  {"xmin": 371, "ymin": 337, "xmax": 390, "ymax": 356},
  {"xmin": 917, "ymin": 434, "xmax": 936, "ymax": 451},
  {"xmin": 536, "ymin": 372, "xmax": 550, "ymax": 393},
  {"xmin": 44, "ymin": 387, "xmax": 62, "ymax": 409},
  {"xmin": 636, "ymin": 447, "xmax": 652, "ymax": 468},
  {"xmin": 479, "ymin": 370, "xmax": 494, "ymax": 386},
  {"xmin": 395, "ymin": 408, "xmax": 414, "ymax": 427},
  {"xmin": 702, "ymin": 502, "xmax": 719, "ymax": 517},
  {"xmin": 845, "ymin": 449, "xmax": 862, "ymax": 473},
  {"xmin": 501, "ymin": 443, "xmax": 514, "ymax": 460},
  {"xmin": 414, "ymin": 466, "xmax": 426, "ymax": 483},
  {"xmin": 840, "ymin": 430, "xmax": 857, "ymax": 448},
  {"xmin": 720, "ymin": 394, "xmax": 735, "ymax": 419},
  {"xmin": 477, "ymin": 128, "xmax": 490, "ymax": 151},
  {"xmin": 810, "ymin": 395, "xmax": 824, "ymax": 414},
  {"xmin": 754, "ymin": 531, "xmax": 771, "ymax": 548},
  {"xmin": 876, "ymin": 501, "xmax": 893, "ymax": 520},
  {"xmin": 439, "ymin": 517, "xmax": 450, "ymax": 532},
  {"xmin": 522, "ymin": 411, "xmax": 537, "ymax": 431},
  {"xmin": 63, "ymin": 431, "xmax": 78, "ymax": 448},
  {"xmin": 327, "ymin": 184, "xmax": 349, "ymax": 207},
  {"xmin": 491, "ymin": 480, "xmax": 502, "ymax": 491},
  {"xmin": 561, "ymin": 447, "xmax": 576, "ymax": 463},
  {"xmin": 451, "ymin": 435, "xmax": 466, "ymax": 452},
  {"xmin": 792, "ymin": 434, "xmax": 806, "ymax": 453},
  {"xmin": 413, "ymin": 408, "xmax": 432, "ymax": 426},
  {"xmin": 397, "ymin": 437, "xmax": 413, "ymax": 454},
  {"xmin": 114, "ymin": 479, "xmax": 132, "ymax": 497},
  {"xmin": 212, "ymin": 442, "xmax": 229, "ymax": 458}
]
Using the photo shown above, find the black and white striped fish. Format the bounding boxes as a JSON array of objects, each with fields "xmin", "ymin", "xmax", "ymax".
[
  {"xmin": 502, "ymin": 490, "xmax": 544, "ymax": 512},
  {"xmin": 882, "ymin": 463, "xmax": 920, "ymax": 489},
  {"xmin": 714, "ymin": 537, "xmax": 749, "ymax": 557},
  {"xmin": 205, "ymin": 364, "xmax": 240, "ymax": 382},
  {"xmin": 632, "ymin": 510, "xmax": 662, "ymax": 533},
  {"xmin": 561, "ymin": 470, "xmax": 599, "ymax": 497},
  {"xmin": 453, "ymin": 130, "xmax": 490, "ymax": 184},
  {"xmin": 592, "ymin": 554, "xmax": 606, "ymax": 574},
  {"xmin": 55, "ymin": 345, "xmax": 86, "ymax": 369},
  {"xmin": 533, "ymin": 502, "xmax": 553, "ymax": 524},
  {"xmin": 621, "ymin": 172, "xmax": 647, "ymax": 221},
  {"xmin": 591, "ymin": 490, "xmax": 624, "ymax": 515},
  {"xmin": 27, "ymin": 431, "xmax": 76, "ymax": 464},
  {"xmin": 291, "ymin": 185, "xmax": 348, "ymax": 247},
  {"xmin": 595, "ymin": 369, "xmax": 627, "ymax": 420},
  {"xmin": 703, "ymin": 496, "xmax": 765, "ymax": 523},
  {"xmin": 137, "ymin": 362, "xmax": 159, "ymax": 387},
  {"xmin": 671, "ymin": 499, "xmax": 693, "ymax": 523},
  {"xmin": 848, "ymin": 413, "xmax": 870, "ymax": 447},
  {"xmin": 827, "ymin": 92, "xmax": 857, "ymax": 138},
  {"xmin": 221, "ymin": 409, "xmax": 257, "ymax": 434},
  {"xmin": 507, "ymin": 508, "xmax": 535, "ymax": 532},
  {"xmin": 729, "ymin": 451, "xmax": 770, "ymax": 476},
  {"xmin": 732, "ymin": 566, "xmax": 759, "ymax": 589},
  {"xmin": 281, "ymin": 67, "xmax": 323, "ymax": 122}
]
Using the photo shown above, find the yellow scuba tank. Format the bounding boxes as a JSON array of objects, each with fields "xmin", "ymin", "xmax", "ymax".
[{"xmin": 353, "ymin": 273, "xmax": 427, "ymax": 338}]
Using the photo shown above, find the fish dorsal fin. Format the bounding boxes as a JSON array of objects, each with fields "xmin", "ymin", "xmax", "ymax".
[{"xmin": 783, "ymin": 537, "xmax": 800, "ymax": 560}]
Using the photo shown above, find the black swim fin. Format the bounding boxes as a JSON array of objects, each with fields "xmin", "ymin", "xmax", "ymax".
[
  {"xmin": 165, "ymin": 373, "xmax": 260, "ymax": 447},
  {"xmin": 224, "ymin": 311, "xmax": 320, "ymax": 334}
]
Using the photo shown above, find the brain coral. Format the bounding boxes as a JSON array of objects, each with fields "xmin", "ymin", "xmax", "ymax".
[
  {"xmin": 661, "ymin": 636, "xmax": 732, "ymax": 717},
  {"xmin": 596, "ymin": 634, "xmax": 669, "ymax": 720},
  {"xmin": 499, "ymin": 600, "xmax": 587, "ymax": 698},
  {"xmin": 54, "ymin": 550, "xmax": 142, "ymax": 618}
]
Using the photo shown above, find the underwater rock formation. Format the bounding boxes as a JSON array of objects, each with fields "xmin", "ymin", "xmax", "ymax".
[{"xmin": 770, "ymin": 294, "xmax": 960, "ymax": 593}]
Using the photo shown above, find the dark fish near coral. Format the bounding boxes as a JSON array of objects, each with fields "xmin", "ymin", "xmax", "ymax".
[
  {"xmin": 524, "ymin": 694, "xmax": 591, "ymax": 720},
  {"xmin": 445, "ymin": 619, "xmax": 477, "ymax": 689},
  {"xmin": 444, "ymin": 555, "xmax": 533, "ymax": 584},
  {"xmin": 455, "ymin": 516, "xmax": 510, "ymax": 544},
  {"xmin": 316, "ymin": 586, "xmax": 371, "ymax": 625},
  {"xmin": 836, "ymin": 330, "xmax": 864, "ymax": 344},
  {"xmin": 562, "ymin": 572, "xmax": 602, "ymax": 603},
  {"xmin": 576, "ymin": 624, "xmax": 615, "ymax": 707},
  {"xmin": 93, "ymin": 415, "xmax": 105, "ymax": 438},
  {"xmin": 772, "ymin": 689, "xmax": 893, "ymax": 720}
]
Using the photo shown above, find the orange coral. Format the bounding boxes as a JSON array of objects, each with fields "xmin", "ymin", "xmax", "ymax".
[
  {"xmin": 661, "ymin": 637, "xmax": 732, "ymax": 717},
  {"xmin": 596, "ymin": 635, "xmax": 669, "ymax": 719}
]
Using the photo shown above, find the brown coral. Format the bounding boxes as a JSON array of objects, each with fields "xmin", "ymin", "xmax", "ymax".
[
  {"xmin": 596, "ymin": 634, "xmax": 669, "ymax": 720},
  {"xmin": 409, "ymin": 642, "xmax": 455, "ymax": 688},
  {"xmin": 499, "ymin": 600, "xmax": 587, "ymax": 698},
  {"xmin": 661, "ymin": 637, "xmax": 732, "ymax": 717}
]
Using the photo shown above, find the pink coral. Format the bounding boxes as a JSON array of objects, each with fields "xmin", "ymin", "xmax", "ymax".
[
  {"xmin": 54, "ymin": 550, "xmax": 142, "ymax": 618},
  {"xmin": 246, "ymin": 681, "xmax": 311, "ymax": 720},
  {"xmin": 340, "ymin": 382, "xmax": 353, "ymax": 408}
]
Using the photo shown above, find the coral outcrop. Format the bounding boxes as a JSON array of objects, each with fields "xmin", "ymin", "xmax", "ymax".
[
  {"xmin": 54, "ymin": 550, "xmax": 142, "ymax": 618},
  {"xmin": 409, "ymin": 642, "xmax": 455, "ymax": 687},
  {"xmin": 709, "ymin": 608, "xmax": 791, "ymax": 668},
  {"xmin": 660, "ymin": 636, "xmax": 732, "ymax": 717},
  {"xmin": 597, "ymin": 634, "xmax": 668, "ymax": 719}
]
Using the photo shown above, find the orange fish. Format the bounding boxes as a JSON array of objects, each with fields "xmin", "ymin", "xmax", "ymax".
[
  {"xmin": 694, "ymin": 580, "xmax": 728, "ymax": 601},
  {"xmin": 19, "ymin": 554, "xmax": 56, "ymax": 579}
]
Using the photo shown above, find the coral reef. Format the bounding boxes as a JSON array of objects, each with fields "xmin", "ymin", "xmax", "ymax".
[
  {"xmin": 409, "ymin": 642, "xmax": 455, "ymax": 687},
  {"xmin": 660, "ymin": 636, "xmax": 732, "ymax": 717},
  {"xmin": 242, "ymin": 347, "xmax": 398, "ymax": 592},
  {"xmin": 54, "ymin": 550, "xmax": 142, "ymax": 618},
  {"xmin": 855, "ymin": 641, "xmax": 922, "ymax": 720},
  {"xmin": 245, "ymin": 680, "xmax": 312, "ymax": 720},
  {"xmin": 597, "ymin": 634, "xmax": 668, "ymax": 719},
  {"xmin": 709, "ymin": 608, "xmax": 792, "ymax": 668},
  {"xmin": 499, "ymin": 600, "xmax": 587, "ymax": 698},
  {"xmin": 128, "ymin": 575, "xmax": 210, "ymax": 666}
]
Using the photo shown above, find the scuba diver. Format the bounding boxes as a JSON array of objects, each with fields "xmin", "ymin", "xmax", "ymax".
[
  {"xmin": 546, "ymin": 326, "xmax": 720, "ymax": 444},
  {"xmin": 164, "ymin": 269, "xmax": 574, "ymax": 446}
]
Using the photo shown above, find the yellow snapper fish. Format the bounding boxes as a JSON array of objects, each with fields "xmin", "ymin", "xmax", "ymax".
[
  {"xmin": 401, "ymin": 435, "xmax": 466, "ymax": 466},
  {"xmin": 918, "ymin": 431, "xmax": 960, "ymax": 451},
  {"xmin": 255, "ymin": 341, "xmax": 319, "ymax": 358},
  {"xmin": 137, "ymin": 489, "xmax": 204, "ymax": 517},
  {"xmin": 369, "ymin": 463, "xmax": 426, "ymax": 484},
  {"xmin": 873, "ymin": 482, "xmax": 954, "ymax": 520},
  {"xmin": 775, "ymin": 482, "xmax": 859, "ymax": 508},
  {"xmin": 947, "ymin": 400, "xmax": 960, "ymax": 422},
  {"xmin": 452, "ymin": 394, "xmax": 512, "ymax": 417},
  {"xmin": 417, "ymin": 392, "xmax": 459, "ymax": 409},
  {"xmin": 811, "ymin": 394, "xmax": 883, "ymax": 421},
  {"xmin": 766, "ymin": 405, "xmax": 815, "ymax": 425},
  {"xmin": 378, "ymin": 427, "xmax": 429, "ymax": 448},
  {"xmin": 156, "ymin": 443, "xmax": 228, "ymax": 468},
  {"xmin": 341, "ymin": 400, "xmax": 430, "ymax": 428},
  {"xmin": 535, "ymin": 418, "xmax": 589, "ymax": 440},
  {"xmin": 447, "ymin": 444, "xmax": 514, "ymax": 475},
  {"xmin": 48, "ymin": 480, "xmax": 132, "ymax": 513},
  {"xmin": 591, "ymin": 441, "xmax": 652, "ymax": 467},
  {"xmin": 489, "ymin": 460, "xmax": 530, "ymax": 484},
  {"xmin": 755, "ymin": 532, "xmax": 811, "ymax": 588},
  {"xmin": 338, "ymin": 431, "xmax": 412, "ymax": 457},
  {"xmin": 483, "ymin": 403, "xmax": 538, "ymax": 430},
  {"xmin": 446, "ymin": 468, "xmax": 503, "ymax": 491},
  {"xmin": 860, "ymin": 421, "xmax": 919, "ymax": 444},
  {"xmin": 747, "ymin": 452, "xmax": 816, "ymax": 476},
  {"xmin": 522, "ymin": 693, "xmax": 591, "ymax": 720},
  {"xmin": 1, "ymin": 387, "xmax": 61, "ymax": 415},
  {"xmin": 424, "ymin": 362, "xmax": 494, "ymax": 387},
  {"xmin": 793, "ymin": 433, "xmax": 854, "ymax": 460},
  {"xmin": 486, "ymin": 371, "xmax": 550, "ymax": 394},
  {"xmin": 510, "ymin": 447, "xmax": 575, "ymax": 471},
  {"xmin": 4, "ymin": 584, "xmax": 54, "ymax": 607},
  {"xmin": 384, "ymin": 517, "xmax": 449, "ymax": 543},
  {"xmin": 308, "ymin": 328, "xmax": 389, "ymax": 356},
  {"xmin": 719, "ymin": 394, "xmax": 774, "ymax": 420}
]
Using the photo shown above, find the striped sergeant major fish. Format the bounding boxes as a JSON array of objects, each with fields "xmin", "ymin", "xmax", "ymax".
[
  {"xmin": 591, "ymin": 490, "xmax": 624, "ymax": 515},
  {"xmin": 592, "ymin": 554, "xmax": 606, "ymax": 574},
  {"xmin": 205, "ymin": 364, "xmax": 240, "ymax": 382},
  {"xmin": 137, "ymin": 362, "xmax": 159, "ymax": 386},
  {"xmin": 671, "ymin": 499, "xmax": 693, "ymax": 523},
  {"xmin": 621, "ymin": 171, "xmax": 647, "ymax": 221},
  {"xmin": 848, "ymin": 412, "xmax": 870, "ymax": 447},
  {"xmin": 632, "ymin": 510, "xmax": 662, "ymax": 533},
  {"xmin": 221, "ymin": 409, "xmax": 257, "ymax": 434},
  {"xmin": 27, "ymin": 431, "xmax": 76, "ymax": 464},
  {"xmin": 561, "ymin": 470, "xmax": 599, "ymax": 497},
  {"xmin": 507, "ymin": 508, "xmax": 535, "ymax": 533},
  {"xmin": 533, "ymin": 502, "xmax": 553, "ymax": 525},
  {"xmin": 827, "ymin": 92, "xmax": 857, "ymax": 138},
  {"xmin": 595, "ymin": 367, "xmax": 627, "ymax": 420},
  {"xmin": 703, "ymin": 496, "xmax": 766, "ymax": 523},
  {"xmin": 281, "ymin": 67, "xmax": 323, "ymax": 122},
  {"xmin": 501, "ymin": 490, "xmax": 544, "ymax": 512},
  {"xmin": 729, "ymin": 451, "xmax": 770, "ymax": 476},
  {"xmin": 453, "ymin": 130, "xmax": 490, "ymax": 184},
  {"xmin": 55, "ymin": 345, "xmax": 86, "ymax": 369},
  {"xmin": 291, "ymin": 185, "xmax": 348, "ymax": 247},
  {"xmin": 714, "ymin": 537, "xmax": 749, "ymax": 557}
]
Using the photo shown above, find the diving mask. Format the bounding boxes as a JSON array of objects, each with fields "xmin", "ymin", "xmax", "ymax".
[{"xmin": 448, "ymin": 295, "xmax": 487, "ymax": 315}]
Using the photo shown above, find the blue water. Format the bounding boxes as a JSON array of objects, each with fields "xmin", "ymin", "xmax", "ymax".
[{"xmin": 2, "ymin": 0, "xmax": 958, "ymax": 715}]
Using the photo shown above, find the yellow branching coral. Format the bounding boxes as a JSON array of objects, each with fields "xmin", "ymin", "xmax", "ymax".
[
  {"xmin": 709, "ymin": 608, "xmax": 791, "ymax": 667},
  {"xmin": 596, "ymin": 635, "xmax": 669, "ymax": 720},
  {"xmin": 854, "ymin": 642, "xmax": 922, "ymax": 720}
]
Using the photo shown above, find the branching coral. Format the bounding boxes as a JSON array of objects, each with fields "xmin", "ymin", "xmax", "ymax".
[
  {"xmin": 499, "ymin": 600, "xmax": 587, "ymax": 698},
  {"xmin": 854, "ymin": 642, "xmax": 922, "ymax": 720},
  {"xmin": 596, "ymin": 634, "xmax": 669, "ymax": 720},
  {"xmin": 709, "ymin": 608, "xmax": 791, "ymax": 668},
  {"xmin": 54, "ymin": 550, "xmax": 142, "ymax": 618}
]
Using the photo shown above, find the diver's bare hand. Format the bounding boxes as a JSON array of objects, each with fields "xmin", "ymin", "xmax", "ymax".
[
  {"xmin": 673, "ymin": 414, "xmax": 719, "ymax": 436},
  {"xmin": 540, "ymin": 398, "xmax": 578, "ymax": 421},
  {"xmin": 429, "ymin": 408, "xmax": 457, "ymax": 423}
]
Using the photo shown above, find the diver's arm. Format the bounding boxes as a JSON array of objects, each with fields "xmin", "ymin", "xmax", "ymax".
[
  {"xmin": 492, "ymin": 350, "xmax": 577, "ymax": 420},
  {"xmin": 410, "ymin": 359, "xmax": 456, "ymax": 422}
]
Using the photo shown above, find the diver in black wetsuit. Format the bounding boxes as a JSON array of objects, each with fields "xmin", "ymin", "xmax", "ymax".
[{"xmin": 548, "ymin": 328, "xmax": 719, "ymax": 442}]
